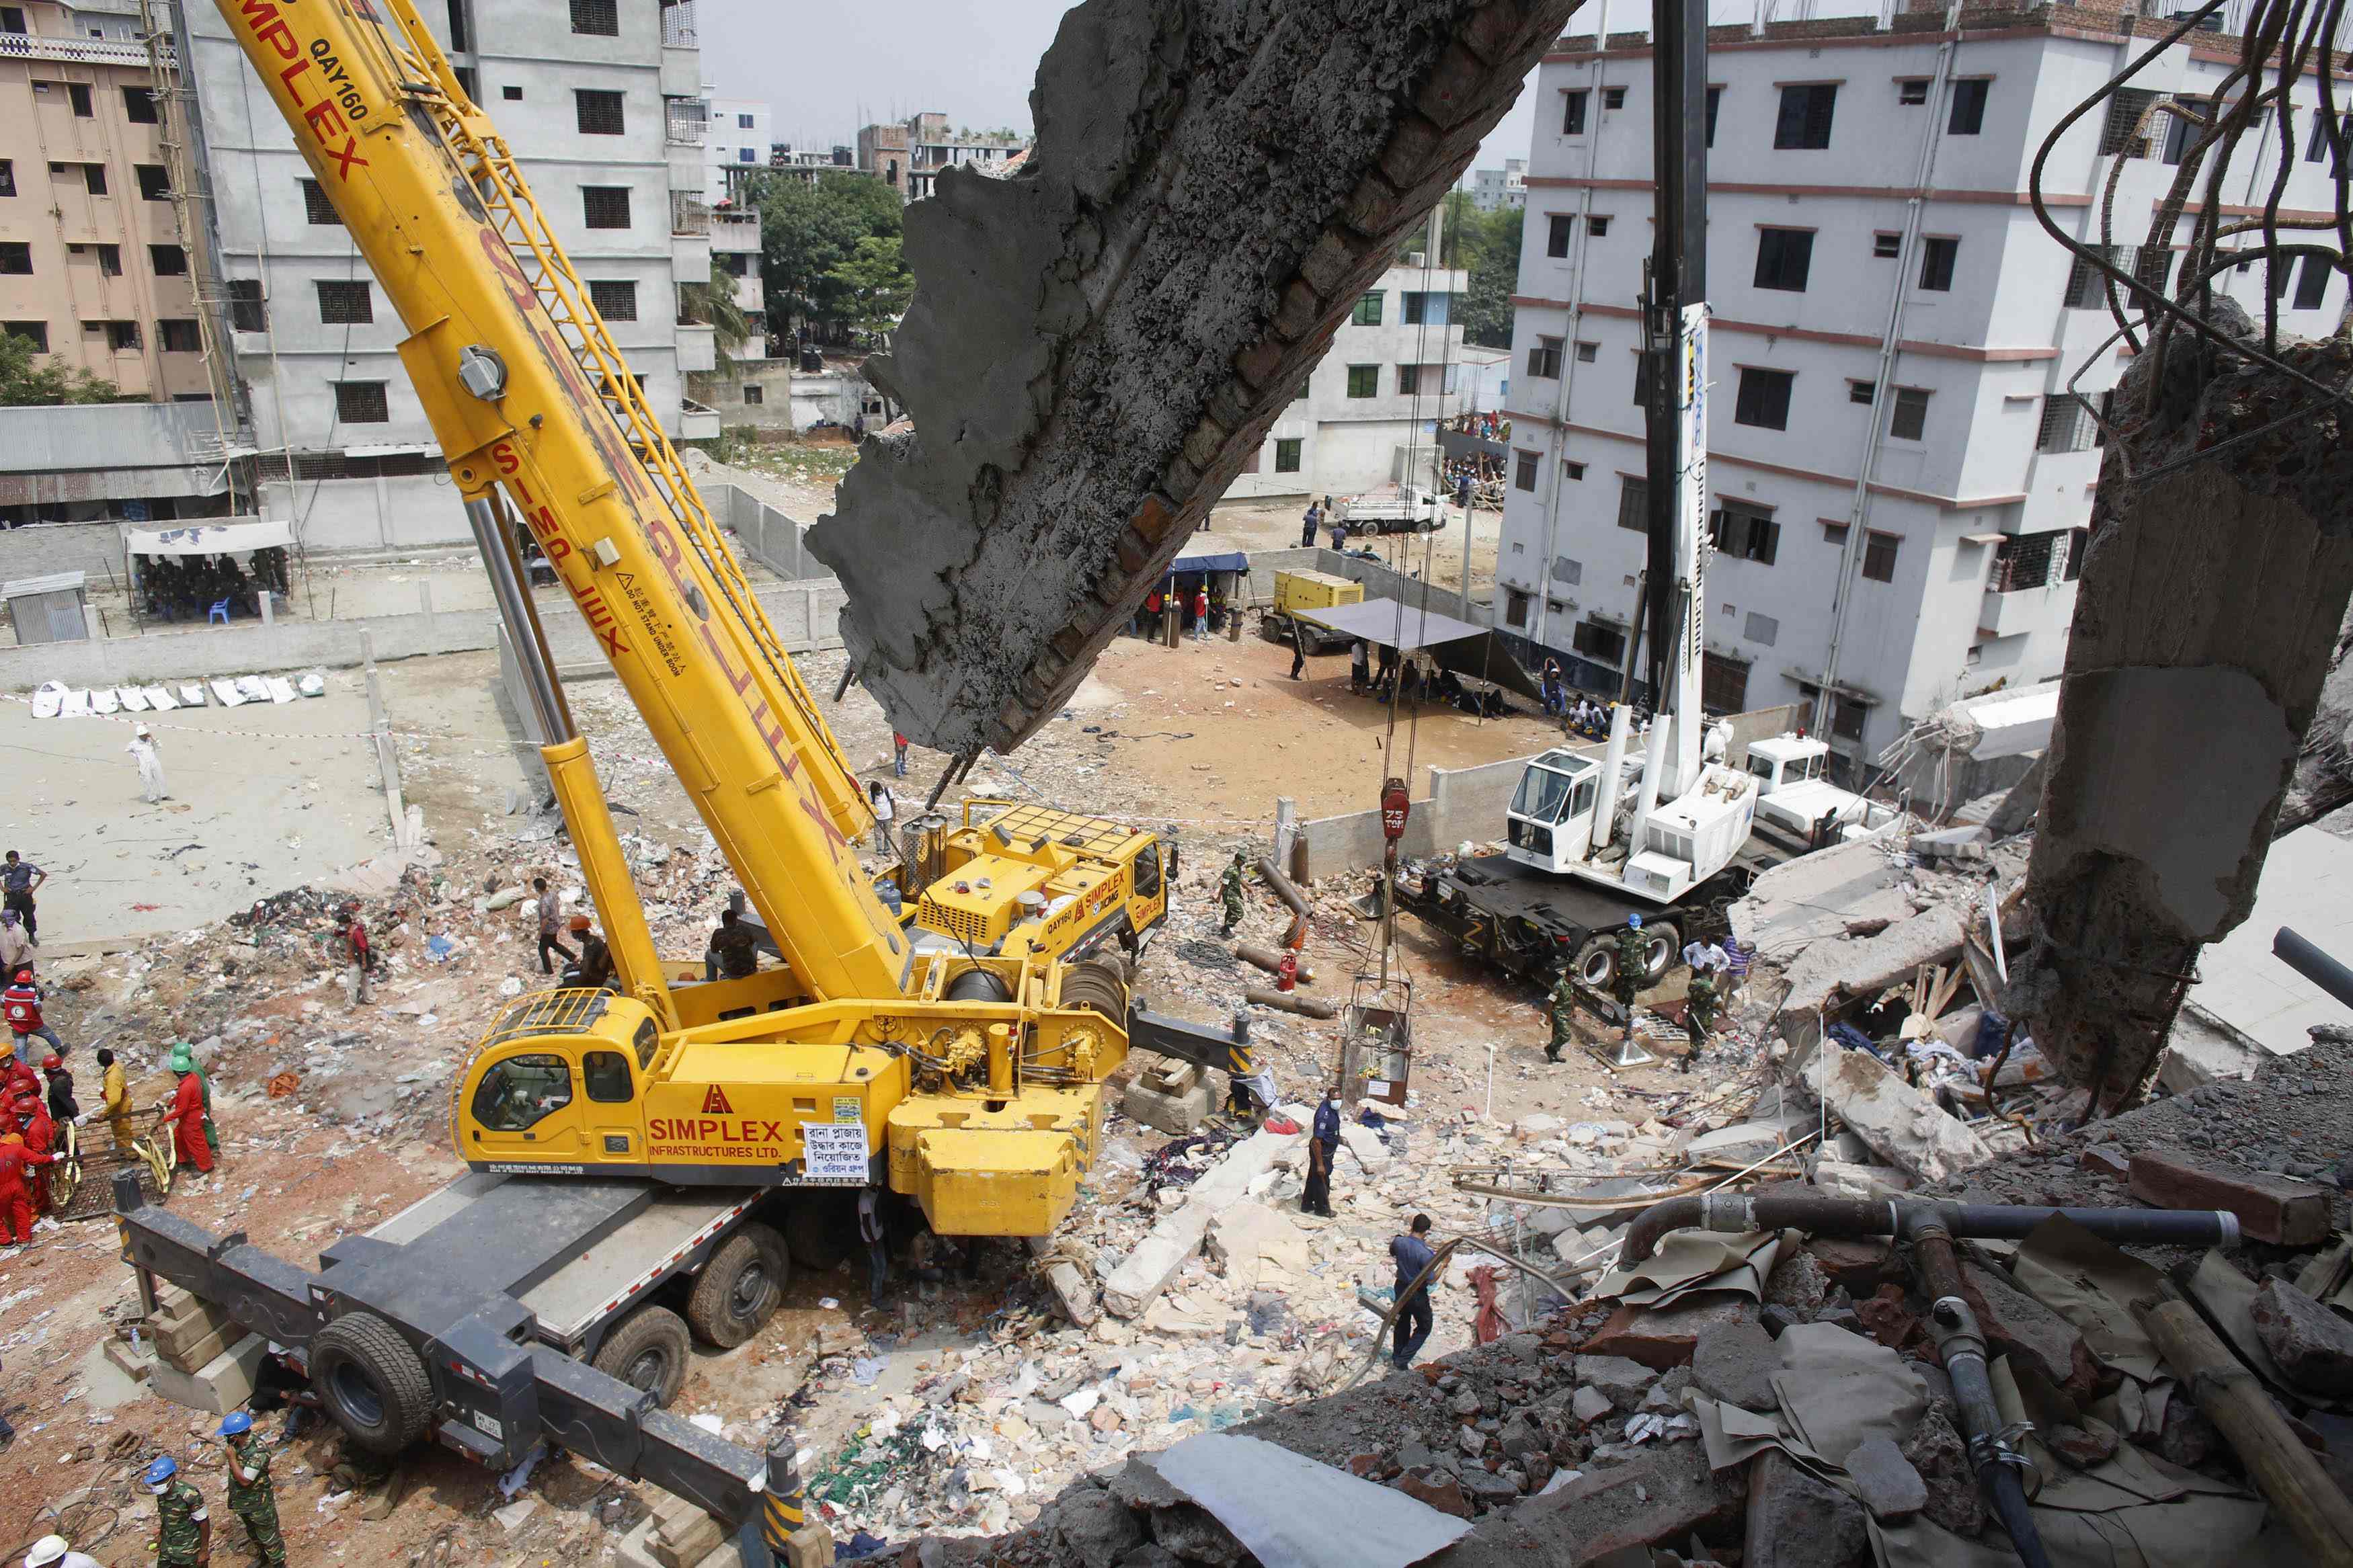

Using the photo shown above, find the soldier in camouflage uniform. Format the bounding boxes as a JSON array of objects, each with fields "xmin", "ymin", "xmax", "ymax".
[
  {"xmin": 1546, "ymin": 970, "xmax": 1578, "ymax": 1063},
  {"xmin": 1612, "ymin": 915, "xmax": 1650, "ymax": 1011},
  {"xmin": 218, "ymin": 1411, "xmax": 285, "ymax": 1566},
  {"xmin": 145, "ymin": 1454, "xmax": 212, "ymax": 1568},
  {"xmin": 1218, "ymin": 853, "xmax": 1248, "ymax": 935},
  {"xmin": 1685, "ymin": 969, "xmax": 1719, "ymax": 1042}
]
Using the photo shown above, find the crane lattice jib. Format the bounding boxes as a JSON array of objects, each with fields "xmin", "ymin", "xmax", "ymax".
[{"xmin": 214, "ymin": 0, "xmax": 909, "ymax": 1001}]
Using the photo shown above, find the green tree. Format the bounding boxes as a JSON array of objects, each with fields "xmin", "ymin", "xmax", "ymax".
[
  {"xmin": 0, "ymin": 332, "xmax": 118, "ymax": 407},
  {"xmin": 681, "ymin": 257, "xmax": 755, "ymax": 357},
  {"xmin": 754, "ymin": 170, "xmax": 903, "ymax": 343},
  {"xmin": 823, "ymin": 235, "xmax": 914, "ymax": 341},
  {"xmin": 1442, "ymin": 196, "xmax": 1522, "ymax": 352}
]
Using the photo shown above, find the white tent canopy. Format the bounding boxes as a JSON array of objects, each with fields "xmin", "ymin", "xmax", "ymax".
[{"xmin": 125, "ymin": 518, "xmax": 292, "ymax": 558}]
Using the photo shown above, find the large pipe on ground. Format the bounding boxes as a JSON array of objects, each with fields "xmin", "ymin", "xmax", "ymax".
[
  {"xmin": 1620, "ymin": 1192, "xmax": 2240, "ymax": 1266},
  {"xmin": 1246, "ymin": 988, "xmax": 1338, "ymax": 1020},
  {"xmin": 1909, "ymin": 1219, "xmax": 2053, "ymax": 1568},
  {"xmin": 1254, "ymin": 856, "xmax": 1312, "ymax": 949},
  {"xmin": 1235, "ymin": 943, "xmax": 1317, "ymax": 983}
]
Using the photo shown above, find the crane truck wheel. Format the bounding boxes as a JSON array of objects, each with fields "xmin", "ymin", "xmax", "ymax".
[
  {"xmin": 1638, "ymin": 922, "xmax": 1681, "ymax": 986},
  {"xmin": 784, "ymin": 1192, "xmax": 854, "ymax": 1271},
  {"xmin": 310, "ymin": 1311, "xmax": 434, "ymax": 1456},
  {"xmin": 1571, "ymin": 936, "xmax": 1620, "ymax": 991},
  {"xmin": 591, "ymin": 1305, "xmax": 690, "ymax": 1407},
  {"xmin": 687, "ymin": 1223, "xmax": 788, "ymax": 1348}
]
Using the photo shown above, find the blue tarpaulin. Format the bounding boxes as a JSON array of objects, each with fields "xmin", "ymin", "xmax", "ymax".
[{"xmin": 1168, "ymin": 550, "xmax": 1250, "ymax": 576}]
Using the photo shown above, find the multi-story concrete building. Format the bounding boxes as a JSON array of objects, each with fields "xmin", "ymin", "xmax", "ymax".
[
  {"xmin": 1470, "ymin": 157, "xmax": 1527, "ymax": 212},
  {"xmin": 1494, "ymin": 1, "xmax": 2347, "ymax": 771},
  {"xmin": 703, "ymin": 92, "xmax": 766, "ymax": 208},
  {"xmin": 0, "ymin": 0, "xmax": 210, "ymax": 407},
  {"xmin": 767, "ymin": 144, "xmax": 853, "ymax": 189},
  {"xmin": 855, "ymin": 112, "xmax": 1025, "ymax": 203},
  {"xmin": 1226, "ymin": 216, "xmax": 1470, "ymax": 503},
  {"xmin": 180, "ymin": 0, "xmax": 717, "ymax": 546}
]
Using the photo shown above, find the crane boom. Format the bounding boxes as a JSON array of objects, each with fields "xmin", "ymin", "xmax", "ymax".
[{"xmin": 214, "ymin": 0, "xmax": 909, "ymax": 1001}]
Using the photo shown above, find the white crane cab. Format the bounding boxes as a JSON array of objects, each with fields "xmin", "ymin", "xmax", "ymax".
[
  {"xmin": 1747, "ymin": 733, "xmax": 1895, "ymax": 841},
  {"xmin": 1503, "ymin": 712, "xmax": 1757, "ymax": 903}
]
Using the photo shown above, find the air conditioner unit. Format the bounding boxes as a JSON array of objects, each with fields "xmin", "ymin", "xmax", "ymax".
[{"xmin": 1404, "ymin": 251, "xmax": 1427, "ymax": 268}]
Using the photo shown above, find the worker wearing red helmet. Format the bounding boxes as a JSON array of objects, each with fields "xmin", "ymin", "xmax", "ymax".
[
  {"xmin": 40, "ymin": 1052, "xmax": 76, "ymax": 1126},
  {"xmin": 167, "ymin": 1053, "xmax": 213, "ymax": 1175},
  {"xmin": 0, "ymin": 1133, "xmax": 32, "ymax": 1246},
  {"xmin": 1, "ymin": 970, "xmax": 58, "ymax": 1067},
  {"xmin": 11, "ymin": 1092, "xmax": 55, "ymax": 1214}
]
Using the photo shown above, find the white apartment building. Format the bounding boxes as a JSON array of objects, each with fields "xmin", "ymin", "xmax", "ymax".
[
  {"xmin": 704, "ymin": 92, "xmax": 767, "ymax": 208},
  {"xmin": 1495, "ymin": 1, "xmax": 2347, "ymax": 770},
  {"xmin": 182, "ymin": 0, "xmax": 717, "ymax": 548},
  {"xmin": 1471, "ymin": 158, "xmax": 1527, "ymax": 212},
  {"xmin": 1226, "ymin": 223, "xmax": 1471, "ymax": 503}
]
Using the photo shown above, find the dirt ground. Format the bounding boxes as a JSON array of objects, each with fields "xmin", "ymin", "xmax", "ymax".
[{"xmin": 0, "ymin": 501, "xmax": 1669, "ymax": 1564}]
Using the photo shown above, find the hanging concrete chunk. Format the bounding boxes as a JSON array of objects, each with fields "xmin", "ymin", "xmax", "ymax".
[{"xmin": 813, "ymin": 0, "xmax": 1581, "ymax": 757}]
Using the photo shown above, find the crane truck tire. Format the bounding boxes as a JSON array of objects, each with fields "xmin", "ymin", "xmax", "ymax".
[
  {"xmin": 785, "ymin": 1192, "xmax": 855, "ymax": 1271},
  {"xmin": 310, "ymin": 1311, "xmax": 434, "ymax": 1455},
  {"xmin": 1571, "ymin": 936, "xmax": 1620, "ymax": 991},
  {"xmin": 591, "ymin": 1305, "xmax": 691, "ymax": 1407},
  {"xmin": 687, "ymin": 1223, "xmax": 788, "ymax": 1348},
  {"xmin": 1638, "ymin": 922, "xmax": 1681, "ymax": 985}
]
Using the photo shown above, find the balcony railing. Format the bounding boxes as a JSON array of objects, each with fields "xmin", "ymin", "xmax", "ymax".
[
  {"xmin": 665, "ymin": 99, "xmax": 707, "ymax": 147},
  {"xmin": 660, "ymin": 0, "xmax": 696, "ymax": 48},
  {"xmin": 0, "ymin": 31, "xmax": 155, "ymax": 66},
  {"xmin": 670, "ymin": 193, "xmax": 710, "ymax": 237}
]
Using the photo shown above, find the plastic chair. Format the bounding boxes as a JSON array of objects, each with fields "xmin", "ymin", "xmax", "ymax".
[{"xmin": 207, "ymin": 598, "xmax": 231, "ymax": 624}]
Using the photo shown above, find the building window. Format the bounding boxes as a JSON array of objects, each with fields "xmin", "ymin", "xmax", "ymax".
[
  {"xmin": 1616, "ymin": 476, "xmax": 1648, "ymax": 532},
  {"xmin": 0, "ymin": 242, "xmax": 29, "ymax": 275},
  {"xmin": 1706, "ymin": 85, "xmax": 1722, "ymax": 147},
  {"xmin": 1872, "ymin": 231, "xmax": 1901, "ymax": 259},
  {"xmin": 2036, "ymin": 395, "xmax": 2097, "ymax": 453},
  {"xmin": 2065, "ymin": 528, "xmax": 2088, "ymax": 581},
  {"xmin": 569, "ymin": 0, "xmax": 618, "ymax": 34},
  {"xmin": 1527, "ymin": 335, "xmax": 1563, "ymax": 379},
  {"xmin": 1402, "ymin": 291, "xmax": 1451, "ymax": 325},
  {"xmin": 582, "ymin": 185, "xmax": 632, "ymax": 229},
  {"xmin": 1847, "ymin": 378, "xmax": 1874, "ymax": 405},
  {"xmin": 2063, "ymin": 244, "xmax": 2152, "ymax": 308},
  {"xmin": 136, "ymin": 165, "xmax": 171, "ymax": 201},
  {"xmin": 2307, "ymin": 109, "xmax": 2346, "ymax": 170},
  {"xmin": 1575, "ymin": 340, "xmax": 1597, "ymax": 363},
  {"xmin": 1563, "ymin": 460, "xmax": 1587, "ymax": 481},
  {"xmin": 149, "ymin": 242, "xmax": 186, "ymax": 276},
  {"xmin": 1573, "ymin": 619, "xmax": 1626, "ymax": 664},
  {"xmin": 1918, "ymin": 237, "xmax": 1958, "ymax": 292},
  {"xmin": 73, "ymin": 163, "xmax": 108, "ymax": 196},
  {"xmin": 1702, "ymin": 653, "xmax": 1749, "ymax": 712},
  {"xmin": 1398, "ymin": 364, "xmax": 1423, "ymax": 396},
  {"xmin": 2161, "ymin": 97, "xmax": 2208, "ymax": 165},
  {"xmin": 93, "ymin": 319, "xmax": 139, "ymax": 351},
  {"xmin": 1991, "ymin": 531, "xmax": 2063, "ymax": 591},
  {"xmin": 589, "ymin": 280, "xmax": 638, "ymax": 321},
  {"xmin": 740, "ymin": 382, "xmax": 763, "ymax": 405},
  {"xmin": 1587, "ymin": 215, "xmax": 1610, "ymax": 238},
  {"xmin": 0, "ymin": 8, "xmax": 23, "ymax": 32},
  {"xmin": 1743, "ymin": 611, "xmax": 1779, "ymax": 646},
  {"xmin": 0, "ymin": 161, "xmax": 13, "ymax": 198},
  {"xmin": 1275, "ymin": 438, "xmax": 1302, "ymax": 473},
  {"xmin": 452, "ymin": 64, "xmax": 477, "ymax": 101},
  {"xmin": 1948, "ymin": 78, "xmax": 1990, "ymax": 134},
  {"xmin": 1602, "ymin": 85, "xmax": 1626, "ymax": 111},
  {"xmin": 1562, "ymin": 89, "xmax": 1589, "ymax": 136},
  {"xmin": 1753, "ymin": 227, "xmax": 1813, "ymax": 292},
  {"xmin": 1505, "ymin": 589, "xmax": 1531, "ymax": 629},
  {"xmin": 1351, "ymin": 292, "xmax": 1384, "ymax": 326},
  {"xmin": 2100, "ymin": 87, "xmax": 2162, "ymax": 155},
  {"xmin": 317, "ymin": 279, "xmax": 374, "ymax": 324},
  {"xmin": 1862, "ymin": 530, "xmax": 1901, "ymax": 582},
  {"xmin": 3, "ymin": 321, "xmax": 47, "ymax": 352},
  {"xmin": 1734, "ymin": 367, "xmax": 1794, "ymax": 430},
  {"xmin": 737, "ymin": 112, "xmax": 756, "ymax": 129},
  {"xmin": 1822, "ymin": 520, "xmax": 1850, "ymax": 549},
  {"xmin": 1889, "ymin": 386, "xmax": 1930, "ymax": 441},
  {"xmin": 300, "ymin": 179, "xmax": 343, "ymax": 226},
  {"xmin": 1345, "ymin": 364, "xmax": 1378, "ymax": 398},
  {"xmin": 227, "ymin": 278, "xmax": 266, "ymax": 331},
  {"xmin": 1832, "ymin": 697, "xmax": 1868, "ymax": 743},
  {"xmin": 67, "ymin": 82, "xmax": 93, "ymax": 117},
  {"xmin": 122, "ymin": 85, "xmax": 159, "ymax": 124},
  {"xmin": 95, "ymin": 243, "xmax": 120, "ymax": 276},
  {"xmin": 1774, "ymin": 83, "xmax": 1837, "ymax": 150},
  {"xmin": 1546, "ymin": 214, "xmax": 1573, "ymax": 258},
  {"xmin": 2293, "ymin": 253, "xmax": 2330, "ymax": 310},
  {"xmin": 159, "ymin": 318, "xmax": 201, "ymax": 353},
  {"xmin": 1898, "ymin": 77, "xmax": 1930, "ymax": 106},
  {"xmin": 333, "ymin": 380, "xmax": 390, "ymax": 423},
  {"xmin": 1713, "ymin": 501, "xmax": 1780, "ymax": 565},
  {"xmin": 1632, "ymin": 352, "xmax": 1652, "ymax": 408},
  {"xmin": 576, "ymin": 89, "xmax": 626, "ymax": 136},
  {"xmin": 1514, "ymin": 450, "xmax": 1538, "ymax": 491},
  {"xmin": 504, "ymin": 85, "xmax": 524, "ymax": 101}
]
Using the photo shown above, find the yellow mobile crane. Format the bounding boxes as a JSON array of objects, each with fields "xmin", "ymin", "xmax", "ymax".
[{"xmin": 204, "ymin": 0, "xmax": 1237, "ymax": 1249}]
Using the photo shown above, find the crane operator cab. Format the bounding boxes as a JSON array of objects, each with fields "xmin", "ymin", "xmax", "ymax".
[{"xmin": 1507, "ymin": 748, "xmax": 1618, "ymax": 874}]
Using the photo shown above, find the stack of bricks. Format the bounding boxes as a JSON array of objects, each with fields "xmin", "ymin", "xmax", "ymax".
[{"xmin": 146, "ymin": 1283, "xmax": 268, "ymax": 1416}]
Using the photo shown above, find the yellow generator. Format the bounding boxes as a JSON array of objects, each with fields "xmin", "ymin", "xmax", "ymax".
[
  {"xmin": 1265, "ymin": 569, "xmax": 1365, "ymax": 653},
  {"xmin": 907, "ymin": 801, "xmax": 1167, "ymax": 964}
]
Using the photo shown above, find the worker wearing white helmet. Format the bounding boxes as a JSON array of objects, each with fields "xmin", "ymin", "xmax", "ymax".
[{"xmin": 24, "ymin": 1536, "xmax": 104, "ymax": 1568}]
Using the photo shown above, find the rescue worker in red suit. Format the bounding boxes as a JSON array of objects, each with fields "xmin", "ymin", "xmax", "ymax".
[
  {"xmin": 167, "ymin": 1063, "xmax": 212, "ymax": 1174},
  {"xmin": 12, "ymin": 1094, "xmax": 54, "ymax": 1213},
  {"xmin": 0, "ymin": 1134, "xmax": 34, "ymax": 1246},
  {"xmin": 0, "ymin": 1042, "xmax": 38, "ymax": 1108}
]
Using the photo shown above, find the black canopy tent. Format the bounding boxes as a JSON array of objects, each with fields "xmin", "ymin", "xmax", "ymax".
[{"xmin": 1294, "ymin": 595, "xmax": 1546, "ymax": 705}]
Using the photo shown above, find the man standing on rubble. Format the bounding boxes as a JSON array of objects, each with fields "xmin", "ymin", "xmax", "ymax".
[
  {"xmin": 126, "ymin": 724, "xmax": 168, "ymax": 804},
  {"xmin": 3, "ymin": 971, "xmax": 60, "ymax": 1060},
  {"xmin": 1613, "ymin": 917, "xmax": 1648, "ymax": 1012},
  {"xmin": 0, "ymin": 913, "xmax": 29, "ymax": 980},
  {"xmin": 13, "ymin": 1089, "xmax": 56, "ymax": 1214},
  {"xmin": 532, "ymin": 878, "xmax": 573, "ymax": 977},
  {"xmin": 572, "ymin": 916, "xmax": 616, "ymax": 993},
  {"xmin": 339, "ymin": 903, "xmax": 373, "ymax": 1007},
  {"xmin": 144, "ymin": 1456, "xmax": 210, "ymax": 1568},
  {"xmin": 42, "ymin": 1053, "xmax": 76, "ymax": 1127},
  {"xmin": 1390, "ymin": 1214, "xmax": 1439, "ymax": 1370},
  {"xmin": 0, "ymin": 1133, "xmax": 32, "ymax": 1247},
  {"xmin": 1218, "ymin": 852, "xmax": 1248, "ymax": 936},
  {"xmin": 166, "ymin": 1050, "xmax": 214, "ymax": 1176},
  {"xmin": 1302, "ymin": 1088, "xmax": 1341, "ymax": 1217},
  {"xmin": 1, "ymin": 854, "xmax": 42, "ymax": 945},
  {"xmin": 216, "ymin": 1411, "xmax": 285, "ymax": 1568},
  {"xmin": 1546, "ymin": 968, "xmax": 1578, "ymax": 1064},
  {"xmin": 1301, "ymin": 501, "xmax": 1322, "ymax": 548},
  {"xmin": 96, "ymin": 1049, "xmax": 130, "ymax": 1150}
]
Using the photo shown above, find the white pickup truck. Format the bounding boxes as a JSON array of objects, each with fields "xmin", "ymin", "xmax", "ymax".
[
  {"xmin": 1334, "ymin": 485, "xmax": 1447, "ymax": 535},
  {"xmin": 1747, "ymin": 733, "xmax": 1900, "ymax": 843}
]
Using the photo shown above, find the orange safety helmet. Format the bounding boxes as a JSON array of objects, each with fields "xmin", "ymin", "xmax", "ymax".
[{"xmin": 567, "ymin": 914, "xmax": 592, "ymax": 934}]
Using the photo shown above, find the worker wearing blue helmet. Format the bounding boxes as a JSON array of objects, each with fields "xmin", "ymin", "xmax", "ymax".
[
  {"xmin": 1612, "ymin": 915, "xmax": 1649, "ymax": 1011},
  {"xmin": 145, "ymin": 1453, "xmax": 210, "ymax": 1567},
  {"xmin": 218, "ymin": 1410, "xmax": 285, "ymax": 1566}
]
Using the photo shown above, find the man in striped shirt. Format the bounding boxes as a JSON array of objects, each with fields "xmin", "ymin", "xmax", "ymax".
[{"xmin": 1720, "ymin": 935, "xmax": 1751, "ymax": 999}]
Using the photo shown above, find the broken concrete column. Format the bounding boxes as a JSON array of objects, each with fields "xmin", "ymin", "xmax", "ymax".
[
  {"xmin": 811, "ymin": 0, "xmax": 1581, "ymax": 757},
  {"xmin": 2012, "ymin": 309, "xmax": 2353, "ymax": 1110}
]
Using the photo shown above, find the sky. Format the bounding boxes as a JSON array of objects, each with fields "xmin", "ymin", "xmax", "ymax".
[{"xmin": 701, "ymin": 0, "xmax": 1540, "ymax": 181}]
